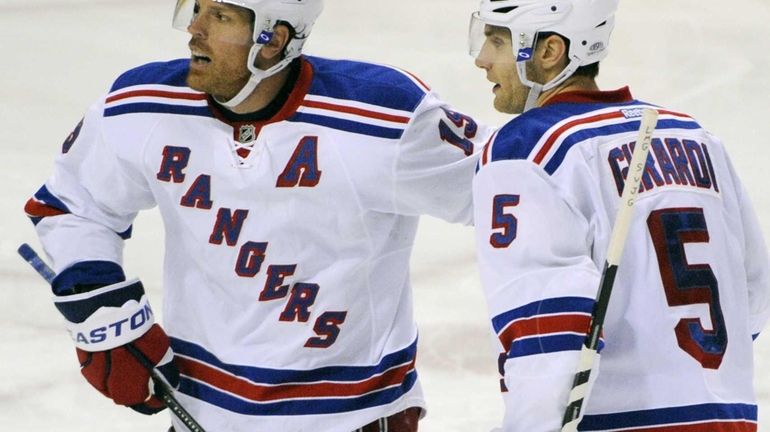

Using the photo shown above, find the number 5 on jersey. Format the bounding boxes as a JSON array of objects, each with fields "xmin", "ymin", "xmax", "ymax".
[
  {"xmin": 647, "ymin": 207, "xmax": 727, "ymax": 369},
  {"xmin": 490, "ymin": 194, "xmax": 520, "ymax": 248}
]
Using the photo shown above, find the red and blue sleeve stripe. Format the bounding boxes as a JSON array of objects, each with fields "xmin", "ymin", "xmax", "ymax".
[
  {"xmin": 24, "ymin": 185, "xmax": 70, "ymax": 225},
  {"xmin": 492, "ymin": 297, "xmax": 602, "ymax": 359},
  {"xmin": 24, "ymin": 185, "xmax": 132, "ymax": 240}
]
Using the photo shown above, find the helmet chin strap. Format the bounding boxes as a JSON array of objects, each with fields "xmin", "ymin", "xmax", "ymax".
[
  {"xmin": 214, "ymin": 65, "xmax": 282, "ymax": 109},
  {"xmin": 214, "ymin": 43, "xmax": 295, "ymax": 109},
  {"xmin": 517, "ymin": 58, "xmax": 579, "ymax": 113},
  {"xmin": 523, "ymin": 82, "xmax": 543, "ymax": 113}
]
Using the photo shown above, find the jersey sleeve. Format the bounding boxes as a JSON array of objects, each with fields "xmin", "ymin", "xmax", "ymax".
[
  {"xmin": 24, "ymin": 97, "xmax": 156, "ymax": 293},
  {"xmin": 392, "ymin": 91, "xmax": 493, "ymax": 224},
  {"xmin": 473, "ymin": 157, "xmax": 601, "ymax": 431}
]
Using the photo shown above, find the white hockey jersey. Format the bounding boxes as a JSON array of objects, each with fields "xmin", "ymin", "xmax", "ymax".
[
  {"xmin": 473, "ymin": 88, "xmax": 770, "ymax": 431},
  {"xmin": 25, "ymin": 56, "xmax": 492, "ymax": 431}
]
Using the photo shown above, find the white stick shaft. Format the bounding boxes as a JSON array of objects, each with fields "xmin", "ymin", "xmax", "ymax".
[
  {"xmin": 560, "ymin": 108, "xmax": 659, "ymax": 431},
  {"xmin": 606, "ymin": 109, "xmax": 659, "ymax": 265}
]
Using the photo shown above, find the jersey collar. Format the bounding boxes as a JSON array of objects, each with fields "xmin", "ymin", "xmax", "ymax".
[
  {"xmin": 208, "ymin": 56, "xmax": 314, "ymax": 128},
  {"xmin": 543, "ymin": 86, "xmax": 633, "ymax": 107}
]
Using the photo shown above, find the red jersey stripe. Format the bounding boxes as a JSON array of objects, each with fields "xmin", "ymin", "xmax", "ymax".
[
  {"xmin": 301, "ymin": 100, "xmax": 411, "ymax": 124},
  {"xmin": 106, "ymin": 89, "xmax": 207, "ymax": 104},
  {"xmin": 533, "ymin": 111, "xmax": 623, "ymax": 165},
  {"xmin": 24, "ymin": 198, "xmax": 67, "ymax": 218},
  {"xmin": 497, "ymin": 313, "xmax": 591, "ymax": 352},
  {"xmin": 481, "ymin": 131, "xmax": 497, "ymax": 167},
  {"xmin": 656, "ymin": 109, "xmax": 694, "ymax": 120},
  {"xmin": 176, "ymin": 357, "xmax": 416, "ymax": 402},
  {"xmin": 401, "ymin": 70, "xmax": 431, "ymax": 92}
]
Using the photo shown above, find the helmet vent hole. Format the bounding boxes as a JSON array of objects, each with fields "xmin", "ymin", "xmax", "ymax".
[
  {"xmin": 493, "ymin": 6, "xmax": 519, "ymax": 13},
  {"xmin": 490, "ymin": 1, "xmax": 518, "ymax": 13},
  {"xmin": 582, "ymin": 40, "xmax": 588, "ymax": 46},
  {"xmin": 551, "ymin": 6, "xmax": 557, "ymax": 11}
]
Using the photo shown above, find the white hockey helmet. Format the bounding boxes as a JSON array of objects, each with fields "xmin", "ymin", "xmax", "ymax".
[
  {"xmin": 469, "ymin": 0, "xmax": 618, "ymax": 111},
  {"xmin": 173, "ymin": 0, "xmax": 324, "ymax": 108}
]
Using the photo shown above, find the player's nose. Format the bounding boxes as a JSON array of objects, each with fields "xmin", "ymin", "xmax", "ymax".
[
  {"xmin": 187, "ymin": 14, "xmax": 207, "ymax": 39},
  {"xmin": 475, "ymin": 55, "xmax": 491, "ymax": 71}
]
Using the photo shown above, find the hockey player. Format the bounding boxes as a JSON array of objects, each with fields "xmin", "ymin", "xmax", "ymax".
[
  {"xmin": 468, "ymin": 0, "xmax": 770, "ymax": 430},
  {"xmin": 23, "ymin": 0, "xmax": 493, "ymax": 431}
]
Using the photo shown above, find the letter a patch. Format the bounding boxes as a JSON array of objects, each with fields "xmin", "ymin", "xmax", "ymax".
[{"xmin": 276, "ymin": 136, "xmax": 322, "ymax": 188}]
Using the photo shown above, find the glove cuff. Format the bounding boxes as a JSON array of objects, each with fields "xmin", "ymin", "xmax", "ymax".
[{"xmin": 54, "ymin": 278, "xmax": 156, "ymax": 351}]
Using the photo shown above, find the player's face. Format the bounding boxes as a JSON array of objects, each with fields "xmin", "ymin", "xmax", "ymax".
[
  {"xmin": 185, "ymin": 0, "xmax": 254, "ymax": 100},
  {"xmin": 474, "ymin": 26, "xmax": 529, "ymax": 114}
]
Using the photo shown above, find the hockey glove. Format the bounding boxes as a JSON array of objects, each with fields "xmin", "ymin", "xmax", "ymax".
[{"xmin": 53, "ymin": 279, "xmax": 179, "ymax": 415}]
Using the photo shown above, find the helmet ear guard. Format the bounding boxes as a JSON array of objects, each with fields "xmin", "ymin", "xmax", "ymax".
[{"xmin": 173, "ymin": 0, "xmax": 324, "ymax": 108}]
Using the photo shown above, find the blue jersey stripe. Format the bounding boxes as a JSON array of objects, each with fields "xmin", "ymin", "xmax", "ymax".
[
  {"xmin": 33, "ymin": 185, "xmax": 70, "ymax": 214},
  {"xmin": 508, "ymin": 333, "xmax": 602, "ymax": 358},
  {"xmin": 579, "ymin": 403, "xmax": 758, "ymax": 430},
  {"xmin": 104, "ymin": 103, "xmax": 212, "ymax": 118},
  {"xmin": 170, "ymin": 337, "xmax": 417, "ymax": 384},
  {"xmin": 287, "ymin": 112, "xmax": 404, "ymax": 139},
  {"xmin": 543, "ymin": 120, "xmax": 641, "ymax": 175},
  {"xmin": 486, "ymin": 100, "xmax": 705, "ymax": 177},
  {"xmin": 177, "ymin": 369, "xmax": 417, "ymax": 416},
  {"xmin": 543, "ymin": 117, "xmax": 702, "ymax": 175}
]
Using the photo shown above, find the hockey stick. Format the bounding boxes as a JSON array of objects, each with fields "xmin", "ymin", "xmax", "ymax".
[
  {"xmin": 17, "ymin": 243, "xmax": 207, "ymax": 432},
  {"xmin": 560, "ymin": 108, "xmax": 659, "ymax": 431}
]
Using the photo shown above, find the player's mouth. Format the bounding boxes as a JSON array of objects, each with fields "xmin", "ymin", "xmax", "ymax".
[
  {"xmin": 192, "ymin": 53, "xmax": 211, "ymax": 63},
  {"xmin": 190, "ymin": 48, "xmax": 212, "ymax": 69},
  {"xmin": 492, "ymin": 83, "xmax": 501, "ymax": 93}
]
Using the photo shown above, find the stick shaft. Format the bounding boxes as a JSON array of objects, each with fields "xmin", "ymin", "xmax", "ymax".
[
  {"xmin": 17, "ymin": 243, "xmax": 206, "ymax": 432},
  {"xmin": 606, "ymin": 109, "xmax": 660, "ymax": 265},
  {"xmin": 560, "ymin": 109, "xmax": 659, "ymax": 431},
  {"xmin": 18, "ymin": 243, "xmax": 56, "ymax": 284}
]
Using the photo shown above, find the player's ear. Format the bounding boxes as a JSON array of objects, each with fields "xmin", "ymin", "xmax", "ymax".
[
  {"xmin": 259, "ymin": 24, "xmax": 291, "ymax": 61},
  {"xmin": 538, "ymin": 34, "xmax": 568, "ymax": 73}
]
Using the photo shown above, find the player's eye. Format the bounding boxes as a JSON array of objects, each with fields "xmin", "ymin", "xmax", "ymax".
[{"xmin": 213, "ymin": 11, "xmax": 230, "ymax": 22}]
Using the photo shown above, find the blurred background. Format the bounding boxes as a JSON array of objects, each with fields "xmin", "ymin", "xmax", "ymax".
[{"xmin": 1, "ymin": 0, "xmax": 768, "ymax": 430}]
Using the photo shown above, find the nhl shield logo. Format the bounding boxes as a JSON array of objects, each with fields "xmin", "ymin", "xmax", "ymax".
[{"xmin": 238, "ymin": 125, "xmax": 257, "ymax": 143}]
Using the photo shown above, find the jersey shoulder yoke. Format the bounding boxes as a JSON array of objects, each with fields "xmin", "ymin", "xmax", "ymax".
[
  {"xmin": 110, "ymin": 59, "xmax": 192, "ymax": 92},
  {"xmin": 305, "ymin": 56, "xmax": 429, "ymax": 114}
]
